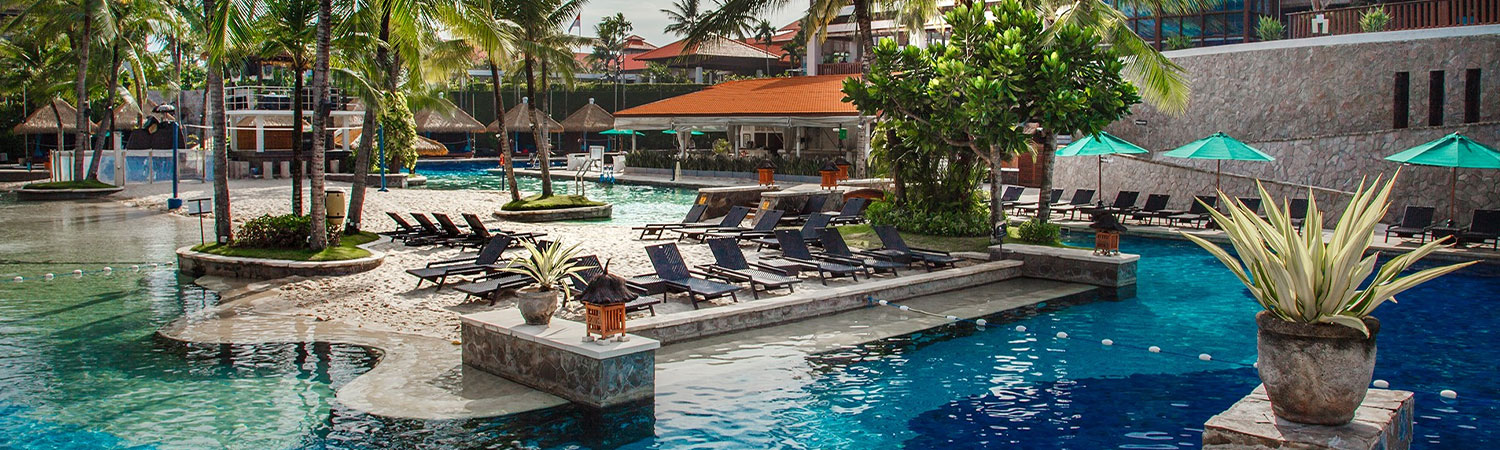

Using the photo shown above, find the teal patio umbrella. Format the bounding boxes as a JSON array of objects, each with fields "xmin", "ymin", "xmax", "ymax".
[
  {"xmin": 661, "ymin": 129, "xmax": 705, "ymax": 135},
  {"xmin": 1162, "ymin": 132, "xmax": 1275, "ymax": 192},
  {"xmin": 1055, "ymin": 131, "xmax": 1149, "ymax": 194},
  {"xmin": 1384, "ymin": 132, "xmax": 1500, "ymax": 224},
  {"xmin": 600, "ymin": 129, "xmax": 644, "ymax": 150}
]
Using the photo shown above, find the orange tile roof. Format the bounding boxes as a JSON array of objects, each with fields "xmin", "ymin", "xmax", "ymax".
[
  {"xmin": 634, "ymin": 37, "xmax": 780, "ymax": 61},
  {"xmin": 615, "ymin": 75, "xmax": 859, "ymax": 117}
]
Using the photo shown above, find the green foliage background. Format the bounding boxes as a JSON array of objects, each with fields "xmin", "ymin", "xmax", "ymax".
[{"xmin": 379, "ymin": 92, "xmax": 418, "ymax": 172}]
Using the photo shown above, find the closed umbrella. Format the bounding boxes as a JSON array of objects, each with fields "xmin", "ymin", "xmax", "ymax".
[
  {"xmin": 1055, "ymin": 131, "xmax": 1149, "ymax": 194},
  {"xmin": 1383, "ymin": 133, "xmax": 1500, "ymax": 224},
  {"xmin": 1162, "ymin": 132, "xmax": 1275, "ymax": 192}
]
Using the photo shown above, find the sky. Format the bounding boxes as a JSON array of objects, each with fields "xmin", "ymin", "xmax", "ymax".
[{"xmin": 564, "ymin": 0, "xmax": 805, "ymax": 48}]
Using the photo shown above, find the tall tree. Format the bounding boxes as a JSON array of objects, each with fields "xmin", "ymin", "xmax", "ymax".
[
  {"xmin": 660, "ymin": 0, "xmax": 699, "ymax": 37},
  {"xmin": 439, "ymin": 0, "xmax": 522, "ymax": 201},
  {"xmin": 509, "ymin": 0, "xmax": 588, "ymax": 198},
  {"xmin": 87, "ymin": 0, "xmax": 173, "ymax": 181},
  {"xmin": 751, "ymin": 19, "xmax": 776, "ymax": 75},
  {"xmin": 257, "ymin": 0, "xmax": 318, "ymax": 215},
  {"xmin": 307, "ymin": 0, "xmax": 332, "ymax": 249},
  {"xmin": 184, "ymin": 0, "xmax": 253, "ymax": 242},
  {"xmin": 2, "ymin": 0, "xmax": 107, "ymax": 180}
]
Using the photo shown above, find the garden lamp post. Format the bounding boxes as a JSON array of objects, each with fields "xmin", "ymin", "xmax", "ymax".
[{"xmin": 154, "ymin": 104, "xmax": 182, "ymax": 210}]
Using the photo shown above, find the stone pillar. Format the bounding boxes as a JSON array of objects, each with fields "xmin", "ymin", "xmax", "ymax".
[
  {"xmin": 693, "ymin": 67, "xmax": 704, "ymax": 84},
  {"xmin": 461, "ymin": 310, "xmax": 659, "ymax": 409},
  {"xmin": 262, "ymin": 161, "xmax": 274, "ymax": 179},
  {"xmin": 1203, "ymin": 385, "xmax": 1414, "ymax": 450},
  {"xmin": 278, "ymin": 161, "xmax": 290, "ymax": 179},
  {"xmin": 806, "ymin": 36, "xmax": 821, "ymax": 76}
]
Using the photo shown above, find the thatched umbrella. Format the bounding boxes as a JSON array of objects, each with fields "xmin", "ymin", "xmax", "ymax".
[
  {"xmin": 413, "ymin": 107, "xmax": 486, "ymax": 133},
  {"xmin": 413, "ymin": 135, "xmax": 449, "ymax": 157},
  {"xmin": 486, "ymin": 104, "xmax": 563, "ymax": 155},
  {"xmin": 12, "ymin": 97, "xmax": 96, "ymax": 134},
  {"xmin": 577, "ymin": 260, "xmax": 638, "ymax": 305},
  {"xmin": 108, "ymin": 100, "xmax": 174, "ymax": 130},
  {"xmin": 560, "ymin": 99, "xmax": 615, "ymax": 154}
]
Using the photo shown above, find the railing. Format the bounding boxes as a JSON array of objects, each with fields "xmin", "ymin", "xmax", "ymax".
[
  {"xmin": 1288, "ymin": 0, "xmax": 1500, "ymax": 38},
  {"xmin": 816, "ymin": 62, "xmax": 864, "ymax": 75},
  {"xmin": 223, "ymin": 85, "xmax": 356, "ymax": 112}
]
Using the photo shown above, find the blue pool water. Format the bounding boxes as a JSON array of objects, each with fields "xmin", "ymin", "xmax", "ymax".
[
  {"xmin": 410, "ymin": 160, "xmax": 699, "ymax": 226},
  {"xmin": 0, "ymin": 196, "xmax": 1495, "ymax": 449}
]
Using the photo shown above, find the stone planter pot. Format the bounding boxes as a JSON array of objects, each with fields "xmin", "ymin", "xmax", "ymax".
[
  {"xmin": 1256, "ymin": 310, "xmax": 1380, "ymax": 425},
  {"xmin": 516, "ymin": 286, "xmax": 562, "ymax": 326}
]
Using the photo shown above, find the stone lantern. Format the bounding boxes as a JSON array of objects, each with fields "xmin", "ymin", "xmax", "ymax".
[
  {"xmin": 1089, "ymin": 211, "xmax": 1128, "ymax": 256},
  {"xmin": 834, "ymin": 156, "xmax": 852, "ymax": 180},
  {"xmin": 578, "ymin": 262, "xmax": 637, "ymax": 342},
  {"xmin": 757, "ymin": 160, "xmax": 776, "ymax": 187},
  {"xmin": 819, "ymin": 161, "xmax": 840, "ymax": 190}
]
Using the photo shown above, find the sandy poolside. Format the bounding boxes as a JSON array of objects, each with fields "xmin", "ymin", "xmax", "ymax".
[{"xmin": 111, "ymin": 178, "xmax": 860, "ymax": 340}]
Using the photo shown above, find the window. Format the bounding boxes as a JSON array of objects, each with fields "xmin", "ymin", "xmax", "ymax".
[
  {"xmin": 1393, "ymin": 72, "xmax": 1410, "ymax": 129},
  {"xmin": 1429, "ymin": 70, "xmax": 1445, "ymax": 126},
  {"xmin": 1465, "ymin": 69, "xmax": 1481, "ymax": 123}
]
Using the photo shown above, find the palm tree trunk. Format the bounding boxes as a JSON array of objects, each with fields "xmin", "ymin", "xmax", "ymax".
[
  {"xmin": 87, "ymin": 42, "xmax": 121, "ymax": 181},
  {"xmin": 307, "ymin": 0, "xmax": 332, "ymax": 250},
  {"xmin": 209, "ymin": 67, "xmax": 232, "ymax": 243},
  {"xmin": 525, "ymin": 56, "xmax": 552, "ymax": 197},
  {"xmin": 290, "ymin": 60, "xmax": 306, "ymax": 215},
  {"xmin": 1036, "ymin": 132, "xmax": 1056, "ymax": 222},
  {"xmin": 989, "ymin": 146, "xmax": 1004, "ymax": 242},
  {"xmin": 851, "ymin": 0, "xmax": 875, "ymax": 179},
  {"xmin": 73, "ymin": 12, "xmax": 92, "ymax": 181},
  {"xmin": 490, "ymin": 61, "xmax": 520, "ymax": 202},
  {"xmin": 346, "ymin": 106, "xmax": 375, "ymax": 233}
]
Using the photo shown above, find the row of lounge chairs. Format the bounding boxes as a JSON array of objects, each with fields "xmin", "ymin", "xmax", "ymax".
[
  {"xmin": 1384, "ymin": 206, "xmax": 1500, "ymax": 249},
  {"xmin": 632, "ymin": 198, "xmax": 872, "ymax": 241},
  {"xmin": 381, "ymin": 212, "xmax": 544, "ymax": 249}
]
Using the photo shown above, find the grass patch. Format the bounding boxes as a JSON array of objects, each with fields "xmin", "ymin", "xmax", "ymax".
[
  {"xmin": 23, "ymin": 179, "xmax": 116, "ymax": 190},
  {"xmin": 501, "ymin": 194, "xmax": 606, "ymax": 211},
  {"xmin": 836, "ymin": 224, "xmax": 1088, "ymax": 253},
  {"xmin": 191, "ymin": 232, "xmax": 380, "ymax": 261}
]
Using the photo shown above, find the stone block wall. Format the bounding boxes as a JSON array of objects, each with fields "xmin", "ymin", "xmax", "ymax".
[
  {"xmin": 990, "ymin": 244, "xmax": 1138, "ymax": 288},
  {"xmin": 460, "ymin": 311, "xmax": 660, "ymax": 409},
  {"xmin": 1055, "ymin": 27, "xmax": 1500, "ymax": 225}
]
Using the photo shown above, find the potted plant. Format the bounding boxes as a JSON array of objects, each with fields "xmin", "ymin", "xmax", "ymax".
[
  {"xmin": 1181, "ymin": 174, "xmax": 1473, "ymax": 425},
  {"xmin": 499, "ymin": 241, "xmax": 590, "ymax": 326}
]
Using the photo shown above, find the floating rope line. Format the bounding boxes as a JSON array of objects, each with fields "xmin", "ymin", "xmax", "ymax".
[
  {"xmin": 862, "ymin": 295, "xmax": 1500, "ymax": 406},
  {"xmin": 2, "ymin": 262, "xmax": 174, "ymax": 284}
]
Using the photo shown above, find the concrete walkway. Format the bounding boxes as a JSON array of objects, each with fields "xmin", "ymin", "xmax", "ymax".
[{"xmin": 510, "ymin": 167, "xmax": 750, "ymax": 189}]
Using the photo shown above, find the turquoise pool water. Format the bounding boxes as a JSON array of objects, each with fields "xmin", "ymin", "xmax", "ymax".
[
  {"xmin": 412, "ymin": 160, "xmax": 699, "ymax": 226},
  {"xmin": 0, "ymin": 196, "xmax": 1494, "ymax": 449}
]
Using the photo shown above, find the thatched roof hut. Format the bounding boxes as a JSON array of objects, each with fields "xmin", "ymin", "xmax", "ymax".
[
  {"xmin": 414, "ymin": 135, "xmax": 449, "ymax": 156},
  {"xmin": 109, "ymin": 100, "xmax": 174, "ymax": 130},
  {"xmin": 233, "ymin": 115, "xmax": 308, "ymax": 130},
  {"xmin": 486, "ymin": 105, "xmax": 563, "ymax": 133},
  {"xmin": 558, "ymin": 99, "xmax": 615, "ymax": 133},
  {"xmin": 414, "ymin": 107, "xmax": 485, "ymax": 133},
  {"xmin": 11, "ymin": 98, "xmax": 96, "ymax": 134}
]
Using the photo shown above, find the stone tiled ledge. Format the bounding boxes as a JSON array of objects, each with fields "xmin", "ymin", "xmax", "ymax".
[
  {"xmin": 460, "ymin": 311, "xmax": 661, "ymax": 360},
  {"xmin": 493, "ymin": 204, "xmax": 612, "ymax": 222},
  {"xmin": 461, "ymin": 309, "xmax": 659, "ymax": 409},
  {"xmin": 627, "ymin": 260, "xmax": 1024, "ymax": 344},
  {"xmin": 326, "ymin": 173, "xmax": 427, "ymax": 188},
  {"xmin": 1055, "ymin": 222, "xmax": 1500, "ymax": 264},
  {"xmin": 15, "ymin": 186, "xmax": 125, "ymax": 201},
  {"xmin": 176, "ymin": 242, "xmax": 385, "ymax": 279},
  {"xmin": 1203, "ymin": 385, "xmax": 1415, "ymax": 450},
  {"xmin": 990, "ymin": 243, "xmax": 1138, "ymax": 288}
]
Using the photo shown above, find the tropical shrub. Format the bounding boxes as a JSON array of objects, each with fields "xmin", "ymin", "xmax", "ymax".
[
  {"xmin": 233, "ymin": 214, "xmax": 341, "ymax": 249},
  {"xmin": 867, "ymin": 196, "xmax": 990, "ymax": 237},
  {"xmin": 1014, "ymin": 218, "xmax": 1061, "ymax": 245},
  {"xmin": 1359, "ymin": 7, "xmax": 1391, "ymax": 32},
  {"xmin": 624, "ymin": 150, "xmax": 827, "ymax": 176},
  {"xmin": 500, "ymin": 241, "xmax": 591, "ymax": 295},
  {"xmin": 1256, "ymin": 17, "xmax": 1285, "ymax": 41},
  {"xmin": 1164, "ymin": 35, "xmax": 1195, "ymax": 50},
  {"xmin": 712, "ymin": 139, "xmax": 731, "ymax": 155},
  {"xmin": 379, "ymin": 92, "xmax": 418, "ymax": 173},
  {"xmin": 1181, "ymin": 176, "xmax": 1474, "ymax": 336}
]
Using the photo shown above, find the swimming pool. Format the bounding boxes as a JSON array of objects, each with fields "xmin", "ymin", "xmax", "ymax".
[
  {"xmin": 411, "ymin": 160, "xmax": 699, "ymax": 226},
  {"xmin": 1, "ymin": 197, "xmax": 1494, "ymax": 449}
]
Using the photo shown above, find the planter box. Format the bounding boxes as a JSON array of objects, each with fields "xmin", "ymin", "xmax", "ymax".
[
  {"xmin": 461, "ymin": 309, "xmax": 659, "ymax": 409},
  {"xmin": 176, "ymin": 245, "xmax": 384, "ymax": 279},
  {"xmin": 990, "ymin": 243, "xmax": 1138, "ymax": 288},
  {"xmin": 1204, "ymin": 385, "xmax": 1414, "ymax": 450}
]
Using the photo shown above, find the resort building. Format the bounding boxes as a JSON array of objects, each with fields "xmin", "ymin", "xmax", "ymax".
[
  {"xmin": 632, "ymin": 36, "xmax": 792, "ymax": 83},
  {"xmin": 223, "ymin": 85, "xmax": 364, "ymax": 175},
  {"xmin": 613, "ymin": 75, "xmax": 859, "ymax": 157}
]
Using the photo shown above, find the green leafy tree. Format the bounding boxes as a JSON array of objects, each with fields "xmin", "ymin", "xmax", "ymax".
[
  {"xmin": 844, "ymin": 1, "xmax": 1139, "ymax": 240},
  {"xmin": 256, "ymin": 0, "xmax": 319, "ymax": 215},
  {"xmin": 378, "ymin": 91, "xmax": 418, "ymax": 173},
  {"xmin": 661, "ymin": 0, "xmax": 700, "ymax": 37}
]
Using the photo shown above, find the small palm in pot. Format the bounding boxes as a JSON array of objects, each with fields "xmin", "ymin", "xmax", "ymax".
[{"xmin": 500, "ymin": 241, "xmax": 591, "ymax": 326}]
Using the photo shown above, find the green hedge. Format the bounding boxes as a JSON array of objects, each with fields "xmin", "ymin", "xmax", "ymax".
[
  {"xmin": 232, "ymin": 214, "xmax": 342, "ymax": 249},
  {"xmin": 866, "ymin": 197, "xmax": 991, "ymax": 237},
  {"xmin": 624, "ymin": 150, "xmax": 829, "ymax": 176}
]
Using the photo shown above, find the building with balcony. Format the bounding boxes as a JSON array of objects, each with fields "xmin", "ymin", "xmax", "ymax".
[{"xmin": 223, "ymin": 85, "xmax": 364, "ymax": 169}]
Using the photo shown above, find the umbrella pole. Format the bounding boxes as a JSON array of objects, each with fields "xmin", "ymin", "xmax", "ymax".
[
  {"xmin": 1451, "ymin": 166, "xmax": 1457, "ymax": 226},
  {"xmin": 1097, "ymin": 155, "xmax": 1103, "ymax": 197},
  {"xmin": 1216, "ymin": 160, "xmax": 1222, "ymax": 194}
]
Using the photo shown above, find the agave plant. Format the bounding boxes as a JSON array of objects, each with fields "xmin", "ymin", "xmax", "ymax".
[
  {"xmin": 499, "ymin": 241, "xmax": 592, "ymax": 297},
  {"xmin": 1181, "ymin": 174, "xmax": 1475, "ymax": 336}
]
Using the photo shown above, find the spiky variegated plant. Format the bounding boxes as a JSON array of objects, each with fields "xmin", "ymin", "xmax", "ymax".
[
  {"xmin": 1181, "ymin": 174, "xmax": 1475, "ymax": 336},
  {"xmin": 500, "ymin": 241, "xmax": 592, "ymax": 298}
]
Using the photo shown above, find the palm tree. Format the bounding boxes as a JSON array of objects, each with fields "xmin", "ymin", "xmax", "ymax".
[
  {"xmin": 256, "ymin": 0, "xmax": 319, "ymax": 215},
  {"xmin": 661, "ymin": 0, "xmax": 699, "ymax": 37},
  {"xmin": 438, "ymin": 0, "xmax": 523, "ymax": 201},
  {"xmin": 307, "ymin": 0, "xmax": 332, "ymax": 250},
  {"xmin": 2, "ymin": 0, "xmax": 107, "ymax": 181},
  {"xmin": 182, "ymin": 0, "xmax": 254, "ymax": 242},
  {"xmin": 506, "ymin": 0, "xmax": 588, "ymax": 198},
  {"xmin": 87, "ymin": 0, "xmax": 175, "ymax": 181},
  {"xmin": 752, "ymin": 19, "xmax": 776, "ymax": 75}
]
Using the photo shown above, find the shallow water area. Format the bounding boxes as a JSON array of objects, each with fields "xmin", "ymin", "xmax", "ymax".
[{"xmin": 411, "ymin": 160, "xmax": 699, "ymax": 226}]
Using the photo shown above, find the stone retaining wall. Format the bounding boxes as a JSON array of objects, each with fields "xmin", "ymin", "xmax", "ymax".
[
  {"xmin": 628, "ymin": 260, "xmax": 1024, "ymax": 344},
  {"xmin": 461, "ymin": 310, "xmax": 659, "ymax": 409},
  {"xmin": 990, "ymin": 244, "xmax": 1137, "ymax": 288},
  {"xmin": 15, "ymin": 187, "xmax": 125, "ymax": 201},
  {"xmin": 493, "ymin": 204, "xmax": 612, "ymax": 222},
  {"xmin": 695, "ymin": 185, "xmax": 778, "ymax": 219},
  {"xmin": 176, "ymin": 245, "xmax": 384, "ymax": 279},
  {"xmin": 0, "ymin": 169, "xmax": 50, "ymax": 182}
]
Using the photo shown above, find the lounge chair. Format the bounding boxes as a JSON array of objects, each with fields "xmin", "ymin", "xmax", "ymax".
[
  {"xmin": 635, "ymin": 243, "xmax": 742, "ymax": 309},
  {"xmin": 1091, "ymin": 191, "xmax": 1140, "ymax": 216},
  {"xmin": 462, "ymin": 213, "xmax": 545, "ymax": 245},
  {"xmin": 632, "ymin": 204, "xmax": 708, "ymax": 240},
  {"xmin": 1287, "ymin": 198, "xmax": 1310, "ymax": 227},
  {"xmin": 405, "ymin": 235, "xmax": 515, "ymax": 291},
  {"xmin": 1236, "ymin": 198, "xmax": 1263, "ymax": 216},
  {"xmin": 562, "ymin": 255, "xmax": 663, "ymax": 315},
  {"xmin": 1165, "ymin": 196, "xmax": 1218, "ymax": 228},
  {"xmin": 781, "ymin": 194, "xmax": 829, "ymax": 225},
  {"xmin": 818, "ymin": 229, "xmax": 904, "ymax": 276},
  {"xmin": 1128, "ymin": 194, "xmax": 1171, "ymax": 225},
  {"xmin": 998, "ymin": 186, "xmax": 1026, "ymax": 209},
  {"xmin": 450, "ymin": 270, "xmax": 532, "ymax": 305},
  {"xmin": 1458, "ymin": 209, "xmax": 1500, "ymax": 249},
  {"xmin": 751, "ymin": 211, "xmax": 832, "ymax": 251},
  {"xmin": 1050, "ymin": 189, "xmax": 1097, "ymax": 220},
  {"xmin": 1013, "ymin": 189, "xmax": 1064, "ymax": 215},
  {"xmin": 867, "ymin": 225, "xmax": 962, "ymax": 271},
  {"xmin": 405, "ymin": 213, "xmax": 449, "ymax": 246},
  {"xmin": 703, "ymin": 209, "xmax": 786, "ymax": 242},
  {"xmin": 827, "ymin": 197, "xmax": 871, "ymax": 225},
  {"xmin": 1384, "ymin": 206, "xmax": 1434, "ymax": 243},
  {"xmin": 381, "ymin": 212, "xmax": 428, "ymax": 242},
  {"xmin": 699, "ymin": 238, "xmax": 802, "ymax": 299},
  {"xmin": 673, "ymin": 206, "xmax": 752, "ymax": 233},
  {"xmin": 771, "ymin": 229, "xmax": 862, "ymax": 285},
  {"xmin": 433, "ymin": 213, "xmax": 477, "ymax": 248}
]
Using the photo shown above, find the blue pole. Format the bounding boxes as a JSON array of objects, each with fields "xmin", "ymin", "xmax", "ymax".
[
  {"xmin": 378, "ymin": 124, "xmax": 388, "ymax": 192},
  {"xmin": 168, "ymin": 121, "xmax": 182, "ymax": 209}
]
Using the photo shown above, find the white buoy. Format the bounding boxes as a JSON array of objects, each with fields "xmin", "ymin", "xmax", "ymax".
[
  {"xmin": 43, "ymin": 273, "xmax": 54, "ymax": 281},
  {"xmin": 147, "ymin": 263, "xmax": 157, "ymax": 268},
  {"xmin": 1148, "ymin": 346, "xmax": 1161, "ymax": 353},
  {"xmin": 898, "ymin": 305, "xmax": 910, "ymax": 311},
  {"xmin": 877, "ymin": 299, "xmax": 888, "ymax": 305},
  {"xmin": 1101, "ymin": 339, "xmax": 1114, "ymax": 346},
  {"xmin": 1253, "ymin": 362, "xmax": 1259, "ymax": 368},
  {"xmin": 1015, "ymin": 325, "xmax": 1027, "ymax": 332},
  {"xmin": 1055, "ymin": 332, "xmax": 1069, "ymax": 339},
  {"xmin": 945, "ymin": 315, "xmax": 959, "ymax": 321},
  {"xmin": 1199, "ymin": 353, "xmax": 1212, "ymax": 361},
  {"xmin": 102, "ymin": 267, "xmax": 112, "ymax": 274},
  {"xmin": 12, "ymin": 276, "xmax": 21, "ymax": 283},
  {"xmin": 1372, "ymin": 380, "xmax": 1389, "ymax": 389},
  {"xmin": 975, "ymin": 319, "xmax": 988, "ymax": 326},
  {"xmin": 163, "ymin": 262, "xmax": 173, "ymax": 266},
  {"xmin": 72, "ymin": 269, "xmax": 83, "ymax": 277},
  {"xmin": 1440, "ymin": 390, "xmax": 1457, "ymax": 399},
  {"xmin": 131, "ymin": 265, "xmax": 140, "ymax": 271}
]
